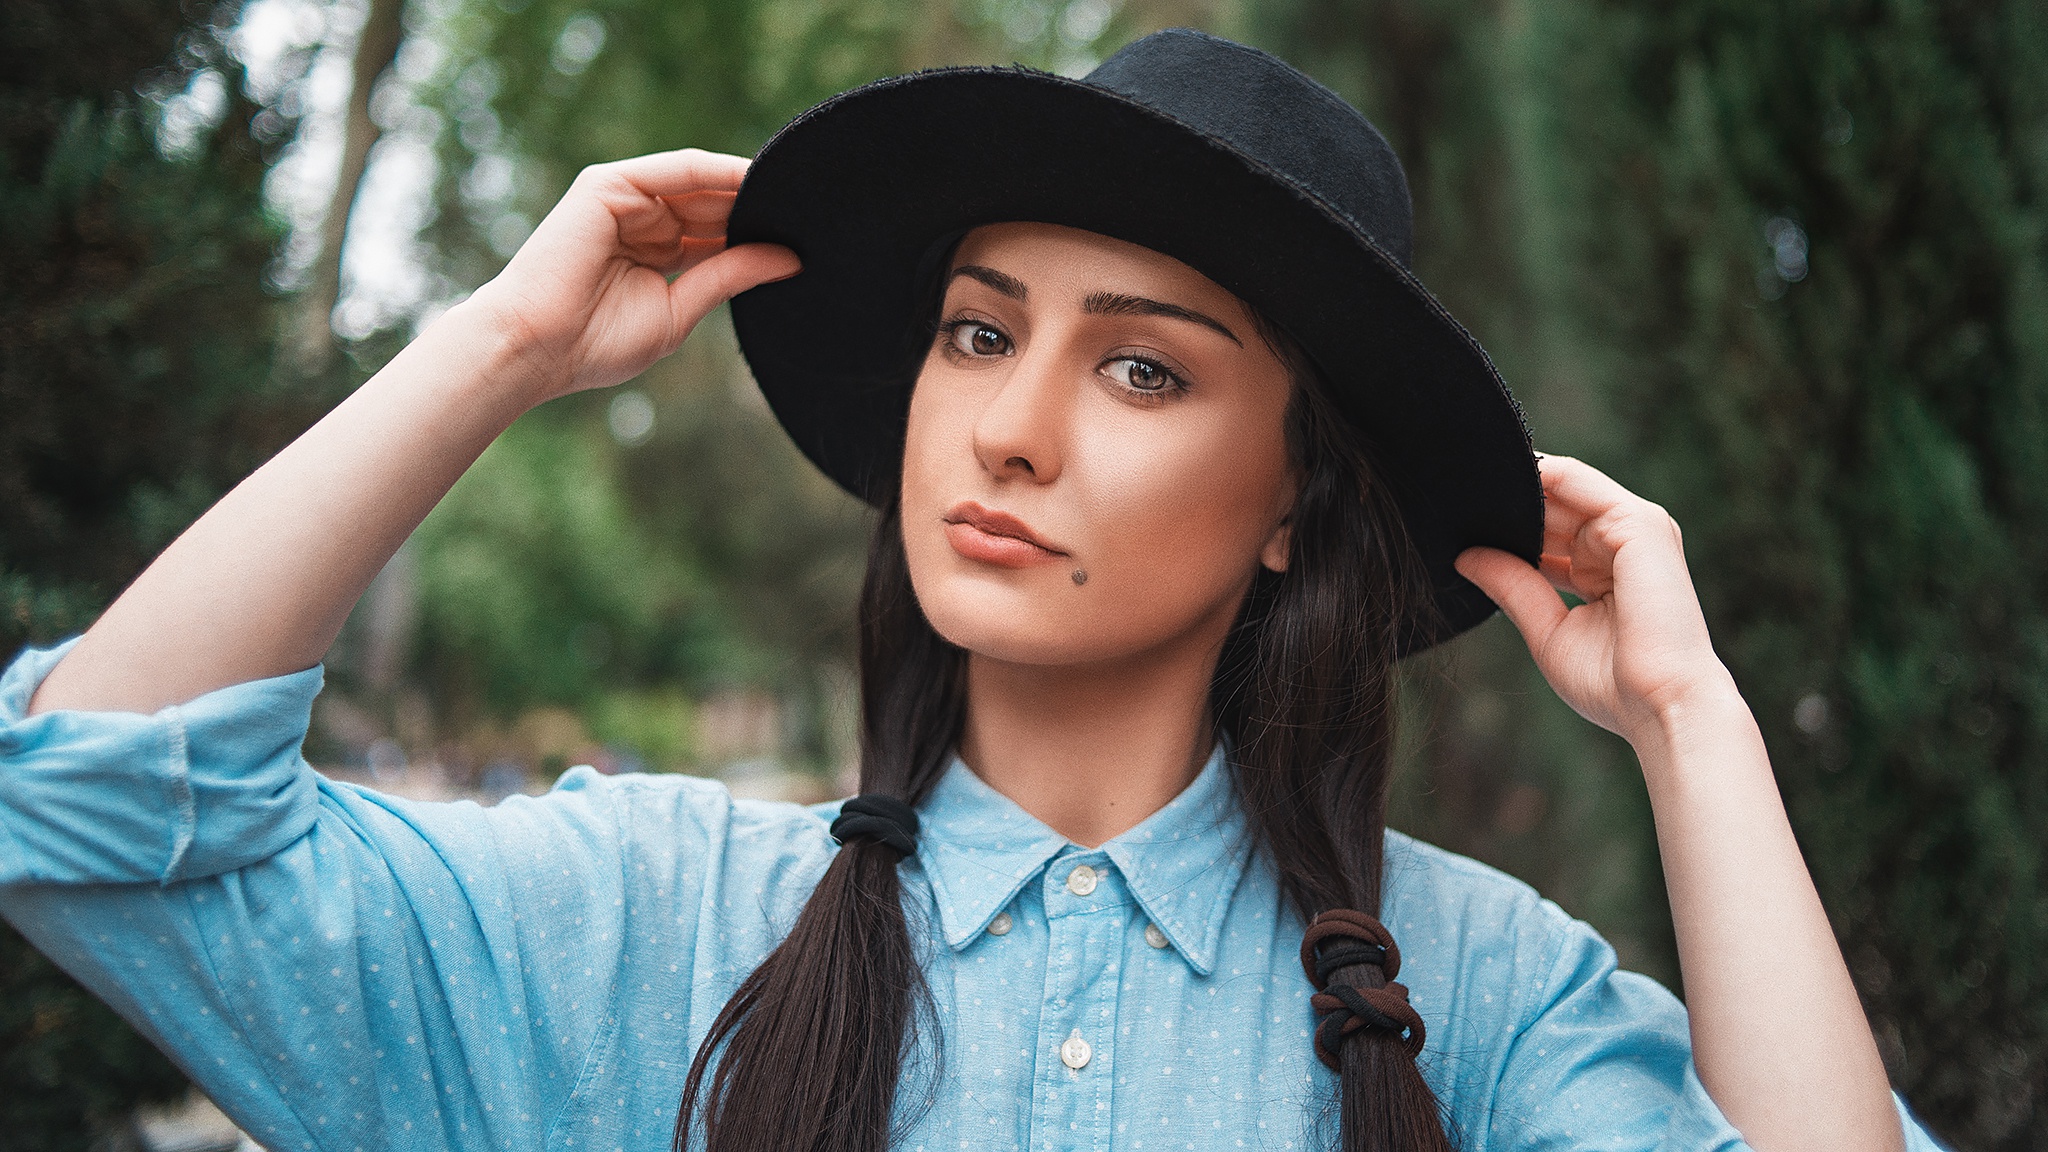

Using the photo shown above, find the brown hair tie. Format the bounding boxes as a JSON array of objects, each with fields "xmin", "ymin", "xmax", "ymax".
[{"xmin": 1299, "ymin": 909, "xmax": 1426, "ymax": 1065}]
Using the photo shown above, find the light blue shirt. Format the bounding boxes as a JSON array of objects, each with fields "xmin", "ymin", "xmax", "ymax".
[{"xmin": 0, "ymin": 640, "xmax": 1944, "ymax": 1151}]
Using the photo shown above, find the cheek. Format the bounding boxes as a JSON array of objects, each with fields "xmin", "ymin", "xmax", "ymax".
[
  {"xmin": 900, "ymin": 359, "xmax": 971, "ymax": 533},
  {"xmin": 1070, "ymin": 412, "xmax": 1289, "ymax": 616},
  {"xmin": 900, "ymin": 364, "xmax": 1010, "ymax": 644}
]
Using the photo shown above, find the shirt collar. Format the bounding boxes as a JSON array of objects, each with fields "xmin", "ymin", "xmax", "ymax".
[{"xmin": 914, "ymin": 744, "xmax": 1251, "ymax": 976}]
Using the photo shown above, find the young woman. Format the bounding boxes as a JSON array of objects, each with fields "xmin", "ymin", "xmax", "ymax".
[{"xmin": 1, "ymin": 29, "xmax": 1938, "ymax": 1152}]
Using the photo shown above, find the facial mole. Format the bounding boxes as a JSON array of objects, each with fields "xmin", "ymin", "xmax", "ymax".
[{"xmin": 1071, "ymin": 569, "xmax": 1089, "ymax": 586}]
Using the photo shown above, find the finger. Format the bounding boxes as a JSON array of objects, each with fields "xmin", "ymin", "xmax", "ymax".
[
  {"xmin": 600, "ymin": 148, "xmax": 752, "ymax": 198},
  {"xmin": 1552, "ymin": 547, "xmax": 1615, "ymax": 600},
  {"xmin": 1544, "ymin": 518, "xmax": 1589, "ymax": 554},
  {"xmin": 1537, "ymin": 552, "xmax": 1583, "ymax": 595},
  {"xmin": 630, "ymin": 238, "xmax": 716, "ymax": 283},
  {"xmin": 1456, "ymin": 547, "xmax": 1569, "ymax": 650},
  {"xmin": 667, "ymin": 242, "xmax": 802, "ymax": 335},
  {"xmin": 661, "ymin": 190, "xmax": 738, "ymax": 239},
  {"xmin": 620, "ymin": 192, "xmax": 744, "ymax": 275},
  {"xmin": 1537, "ymin": 454, "xmax": 1641, "ymax": 520},
  {"xmin": 615, "ymin": 193, "xmax": 737, "ymax": 252}
]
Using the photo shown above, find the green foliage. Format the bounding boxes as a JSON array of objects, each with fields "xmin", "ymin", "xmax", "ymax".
[
  {"xmin": 407, "ymin": 408, "xmax": 730, "ymax": 713},
  {"xmin": 1260, "ymin": 0, "xmax": 2048, "ymax": 1145},
  {"xmin": 1563, "ymin": 6, "xmax": 2048, "ymax": 1145},
  {"xmin": 0, "ymin": 6, "xmax": 321, "ymax": 654},
  {"xmin": 420, "ymin": 0, "xmax": 926, "ymax": 288},
  {"xmin": 368, "ymin": 317, "xmax": 876, "ymax": 768},
  {"xmin": 586, "ymin": 686, "xmax": 700, "ymax": 770},
  {"xmin": 0, "ymin": 1, "xmax": 332, "ymax": 1144}
]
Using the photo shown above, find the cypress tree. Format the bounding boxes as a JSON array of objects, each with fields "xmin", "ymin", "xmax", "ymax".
[
  {"xmin": 1557, "ymin": 4, "xmax": 2048, "ymax": 1145},
  {"xmin": 1260, "ymin": 1, "xmax": 2048, "ymax": 1145}
]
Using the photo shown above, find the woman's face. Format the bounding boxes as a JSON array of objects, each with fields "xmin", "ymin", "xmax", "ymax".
[{"xmin": 901, "ymin": 222, "xmax": 1297, "ymax": 669}]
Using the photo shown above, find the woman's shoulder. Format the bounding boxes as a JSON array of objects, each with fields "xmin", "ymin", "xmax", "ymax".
[
  {"xmin": 470, "ymin": 764, "xmax": 839, "ymax": 849},
  {"xmin": 1381, "ymin": 828, "xmax": 1563, "ymax": 924},
  {"xmin": 1378, "ymin": 829, "xmax": 1617, "ymax": 1007},
  {"xmin": 325, "ymin": 766, "xmax": 845, "ymax": 942}
]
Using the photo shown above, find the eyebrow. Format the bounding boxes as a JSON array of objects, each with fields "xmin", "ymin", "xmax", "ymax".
[
  {"xmin": 1081, "ymin": 291, "xmax": 1242, "ymax": 346},
  {"xmin": 950, "ymin": 264, "xmax": 1028, "ymax": 300},
  {"xmin": 947, "ymin": 264, "xmax": 1244, "ymax": 347}
]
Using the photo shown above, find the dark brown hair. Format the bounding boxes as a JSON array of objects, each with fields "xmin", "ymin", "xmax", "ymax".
[{"xmin": 673, "ymin": 317, "xmax": 1453, "ymax": 1151}]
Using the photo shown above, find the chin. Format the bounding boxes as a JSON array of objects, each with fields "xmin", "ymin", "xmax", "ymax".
[
  {"xmin": 910, "ymin": 559, "xmax": 1109, "ymax": 666},
  {"xmin": 909, "ymin": 552, "xmax": 1249, "ymax": 674}
]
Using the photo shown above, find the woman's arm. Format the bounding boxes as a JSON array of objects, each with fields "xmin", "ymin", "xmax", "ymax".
[
  {"xmin": 28, "ymin": 148, "xmax": 797, "ymax": 717},
  {"xmin": 1455, "ymin": 455, "xmax": 1904, "ymax": 1152}
]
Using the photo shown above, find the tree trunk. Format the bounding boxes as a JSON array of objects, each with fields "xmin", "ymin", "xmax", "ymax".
[{"xmin": 285, "ymin": 0, "xmax": 406, "ymax": 375}]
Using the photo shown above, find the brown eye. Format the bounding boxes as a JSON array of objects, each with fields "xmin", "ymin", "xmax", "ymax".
[
  {"xmin": 948, "ymin": 321, "xmax": 1009, "ymax": 357},
  {"xmin": 1105, "ymin": 356, "xmax": 1180, "ymax": 393}
]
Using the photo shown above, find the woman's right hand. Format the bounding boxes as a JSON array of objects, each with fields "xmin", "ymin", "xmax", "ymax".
[{"xmin": 465, "ymin": 148, "xmax": 800, "ymax": 403}]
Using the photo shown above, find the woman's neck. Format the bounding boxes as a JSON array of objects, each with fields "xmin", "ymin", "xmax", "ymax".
[{"xmin": 956, "ymin": 637, "xmax": 1220, "ymax": 848}]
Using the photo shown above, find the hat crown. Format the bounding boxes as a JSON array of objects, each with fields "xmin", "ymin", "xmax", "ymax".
[{"xmin": 1084, "ymin": 29, "xmax": 1414, "ymax": 267}]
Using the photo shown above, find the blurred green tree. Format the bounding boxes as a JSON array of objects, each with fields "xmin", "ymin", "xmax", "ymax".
[
  {"xmin": 0, "ymin": 0, "xmax": 328, "ymax": 1144},
  {"xmin": 1259, "ymin": 0, "xmax": 2048, "ymax": 1145},
  {"xmin": 1561, "ymin": 6, "xmax": 2047, "ymax": 1145}
]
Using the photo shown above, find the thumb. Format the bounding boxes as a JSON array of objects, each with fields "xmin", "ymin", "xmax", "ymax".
[
  {"xmin": 666, "ymin": 242, "xmax": 802, "ymax": 336},
  {"xmin": 1455, "ymin": 546, "xmax": 1568, "ymax": 651}
]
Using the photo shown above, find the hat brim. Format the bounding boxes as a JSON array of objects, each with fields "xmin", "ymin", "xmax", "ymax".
[{"xmin": 727, "ymin": 66, "xmax": 1541, "ymax": 650}]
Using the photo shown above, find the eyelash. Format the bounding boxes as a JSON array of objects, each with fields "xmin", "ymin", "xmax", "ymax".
[{"xmin": 934, "ymin": 312, "xmax": 1193, "ymax": 399}]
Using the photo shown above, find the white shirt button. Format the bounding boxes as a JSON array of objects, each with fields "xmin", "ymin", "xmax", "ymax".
[
  {"xmin": 987, "ymin": 912, "xmax": 1013, "ymax": 936},
  {"xmin": 1065, "ymin": 864, "xmax": 1098, "ymax": 896},
  {"xmin": 1144, "ymin": 922, "xmax": 1169, "ymax": 949},
  {"xmin": 1059, "ymin": 1032, "xmax": 1092, "ymax": 1070}
]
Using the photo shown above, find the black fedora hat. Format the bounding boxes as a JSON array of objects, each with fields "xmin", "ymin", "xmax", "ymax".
[{"xmin": 726, "ymin": 27, "xmax": 1541, "ymax": 649}]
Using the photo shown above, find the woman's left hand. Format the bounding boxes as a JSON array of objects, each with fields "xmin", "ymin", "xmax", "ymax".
[
  {"xmin": 1462, "ymin": 456, "xmax": 1908, "ymax": 1152},
  {"xmin": 1454, "ymin": 454, "xmax": 1738, "ymax": 748}
]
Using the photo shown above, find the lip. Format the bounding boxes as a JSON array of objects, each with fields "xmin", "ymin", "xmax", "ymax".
[{"xmin": 942, "ymin": 501, "xmax": 1069, "ymax": 568}]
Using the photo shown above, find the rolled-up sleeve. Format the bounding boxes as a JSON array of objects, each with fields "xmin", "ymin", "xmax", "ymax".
[
  {"xmin": 0, "ymin": 639, "xmax": 324, "ymax": 886},
  {"xmin": 0, "ymin": 639, "xmax": 791, "ymax": 1152}
]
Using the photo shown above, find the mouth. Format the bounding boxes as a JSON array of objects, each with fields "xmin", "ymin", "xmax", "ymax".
[{"xmin": 942, "ymin": 501, "xmax": 1070, "ymax": 568}]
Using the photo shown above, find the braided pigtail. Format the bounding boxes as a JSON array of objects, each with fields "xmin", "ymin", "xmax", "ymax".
[
  {"xmin": 1216, "ymin": 313, "xmax": 1457, "ymax": 1151},
  {"xmin": 672, "ymin": 499, "xmax": 963, "ymax": 1152}
]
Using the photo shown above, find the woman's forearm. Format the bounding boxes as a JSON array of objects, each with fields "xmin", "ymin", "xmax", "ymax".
[
  {"xmin": 28, "ymin": 302, "xmax": 543, "ymax": 717},
  {"xmin": 1636, "ymin": 683, "xmax": 1904, "ymax": 1152}
]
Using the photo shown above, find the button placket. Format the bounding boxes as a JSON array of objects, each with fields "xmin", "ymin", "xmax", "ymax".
[{"xmin": 1029, "ymin": 851, "xmax": 1123, "ymax": 1151}]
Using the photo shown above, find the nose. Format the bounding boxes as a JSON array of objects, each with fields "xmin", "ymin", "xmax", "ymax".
[{"xmin": 972, "ymin": 343, "xmax": 1071, "ymax": 485}]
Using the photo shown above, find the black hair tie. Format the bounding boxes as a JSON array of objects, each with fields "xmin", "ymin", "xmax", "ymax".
[
  {"xmin": 830, "ymin": 795, "xmax": 920, "ymax": 858},
  {"xmin": 1312, "ymin": 939, "xmax": 1388, "ymax": 985}
]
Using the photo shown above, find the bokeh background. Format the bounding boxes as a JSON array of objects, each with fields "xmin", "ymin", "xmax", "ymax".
[{"xmin": 2, "ymin": 0, "xmax": 2042, "ymax": 1147}]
